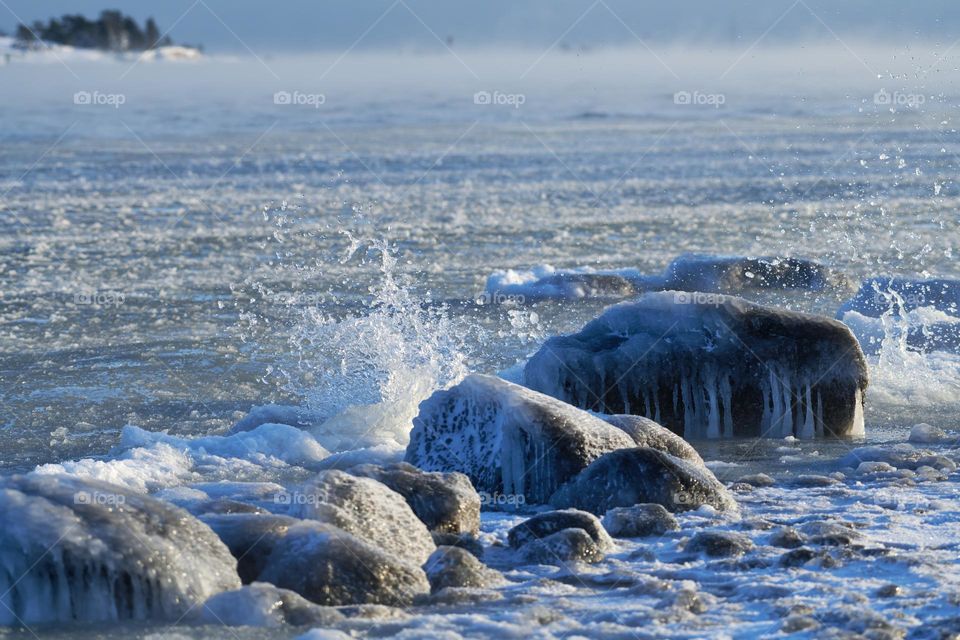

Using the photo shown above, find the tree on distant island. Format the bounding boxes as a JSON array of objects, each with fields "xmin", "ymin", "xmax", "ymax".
[{"xmin": 14, "ymin": 10, "xmax": 177, "ymax": 51}]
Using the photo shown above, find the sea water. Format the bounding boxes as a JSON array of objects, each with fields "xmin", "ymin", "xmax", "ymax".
[{"xmin": 3, "ymin": 46, "xmax": 960, "ymax": 637}]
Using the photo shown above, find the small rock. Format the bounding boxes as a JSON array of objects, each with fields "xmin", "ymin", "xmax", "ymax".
[
  {"xmin": 602, "ymin": 504, "xmax": 679, "ymax": 538},
  {"xmin": 876, "ymin": 584, "xmax": 903, "ymax": 598},
  {"xmin": 685, "ymin": 531, "xmax": 754, "ymax": 557},
  {"xmin": 521, "ymin": 528, "xmax": 605, "ymax": 565},
  {"xmin": 792, "ymin": 474, "xmax": 839, "ymax": 487},
  {"xmin": 769, "ymin": 527, "xmax": 805, "ymax": 549},
  {"xmin": 423, "ymin": 546, "xmax": 505, "ymax": 592},
  {"xmin": 508, "ymin": 509, "xmax": 613, "ymax": 551},
  {"xmin": 782, "ymin": 616, "xmax": 820, "ymax": 633},
  {"xmin": 737, "ymin": 473, "xmax": 776, "ymax": 487}
]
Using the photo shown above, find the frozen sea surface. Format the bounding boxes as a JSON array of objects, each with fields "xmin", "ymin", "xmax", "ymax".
[{"xmin": 3, "ymin": 48, "xmax": 960, "ymax": 638}]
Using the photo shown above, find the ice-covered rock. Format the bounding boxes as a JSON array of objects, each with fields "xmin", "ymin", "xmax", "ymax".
[
  {"xmin": 661, "ymin": 254, "xmax": 853, "ymax": 294},
  {"xmin": 230, "ymin": 403, "xmax": 318, "ymax": 433},
  {"xmin": 685, "ymin": 531, "xmax": 754, "ymax": 557},
  {"xmin": 507, "ymin": 509, "xmax": 613, "ymax": 551},
  {"xmin": 195, "ymin": 582, "xmax": 345, "ymax": 627},
  {"xmin": 484, "ymin": 265, "xmax": 646, "ymax": 301},
  {"xmin": 909, "ymin": 423, "xmax": 951, "ymax": 444},
  {"xmin": 602, "ymin": 504, "xmax": 679, "ymax": 538},
  {"xmin": 520, "ymin": 528, "xmax": 606, "ymax": 565},
  {"xmin": 349, "ymin": 462, "xmax": 480, "ymax": 534},
  {"xmin": 257, "ymin": 521, "xmax": 430, "ymax": 606},
  {"xmin": 840, "ymin": 444, "xmax": 957, "ymax": 472},
  {"xmin": 0, "ymin": 474, "xmax": 240, "ymax": 625},
  {"xmin": 405, "ymin": 374, "xmax": 634, "ymax": 505},
  {"xmin": 201, "ymin": 513, "xmax": 301, "ymax": 583},
  {"xmin": 601, "ymin": 414, "xmax": 704, "ymax": 464},
  {"xmin": 548, "ymin": 447, "xmax": 737, "ymax": 514},
  {"xmin": 838, "ymin": 277, "xmax": 960, "ymax": 318},
  {"xmin": 290, "ymin": 470, "xmax": 436, "ymax": 565},
  {"xmin": 524, "ymin": 292, "xmax": 868, "ymax": 438},
  {"xmin": 423, "ymin": 546, "xmax": 505, "ymax": 592}
]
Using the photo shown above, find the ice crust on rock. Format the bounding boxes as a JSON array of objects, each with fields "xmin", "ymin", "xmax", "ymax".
[
  {"xmin": 201, "ymin": 513, "xmax": 302, "ymax": 583},
  {"xmin": 405, "ymin": 374, "xmax": 634, "ymax": 504},
  {"xmin": 483, "ymin": 255, "xmax": 850, "ymax": 303},
  {"xmin": 195, "ymin": 582, "xmax": 345, "ymax": 627},
  {"xmin": 524, "ymin": 292, "xmax": 868, "ymax": 439},
  {"xmin": 229, "ymin": 403, "xmax": 318, "ymax": 434},
  {"xmin": 601, "ymin": 414, "xmax": 704, "ymax": 464},
  {"xmin": 257, "ymin": 521, "xmax": 431, "ymax": 607},
  {"xmin": 660, "ymin": 254, "xmax": 853, "ymax": 294},
  {"xmin": 548, "ymin": 447, "xmax": 737, "ymax": 514},
  {"xmin": 0, "ymin": 473, "xmax": 240, "ymax": 625},
  {"xmin": 290, "ymin": 469, "xmax": 436, "ymax": 565},
  {"xmin": 602, "ymin": 504, "xmax": 680, "ymax": 538},
  {"xmin": 423, "ymin": 546, "xmax": 505, "ymax": 592},
  {"xmin": 507, "ymin": 509, "xmax": 614, "ymax": 552},
  {"xmin": 348, "ymin": 462, "xmax": 480, "ymax": 534},
  {"xmin": 520, "ymin": 528, "xmax": 606, "ymax": 565}
]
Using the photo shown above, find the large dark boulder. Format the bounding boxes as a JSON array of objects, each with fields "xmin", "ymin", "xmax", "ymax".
[{"xmin": 524, "ymin": 292, "xmax": 868, "ymax": 438}]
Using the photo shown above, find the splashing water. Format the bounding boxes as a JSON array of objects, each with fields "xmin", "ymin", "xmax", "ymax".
[
  {"xmin": 860, "ymin": 286, "xmax": 960, "ymax": 410},
  {"xmin": 277, "ymin": 235, "xmax": 469, "ymax": 452}
]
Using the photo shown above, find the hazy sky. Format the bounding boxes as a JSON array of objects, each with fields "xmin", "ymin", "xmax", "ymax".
[{"xmin": 2, "ymin": 1, "xmax": 958, "ymax": 52}]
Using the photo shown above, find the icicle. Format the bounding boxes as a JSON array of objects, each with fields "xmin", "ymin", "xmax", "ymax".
[{"xmin": 799, "ymin": 384, "xmax": 815, "ymax": 438}]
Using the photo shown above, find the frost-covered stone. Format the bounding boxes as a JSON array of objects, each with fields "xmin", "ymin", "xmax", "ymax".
[
  {"xmin": 423, "ymin": 546, "xmax": 505, "ymax": 592},
  {"xmin": 349, "ymin": 462, "xmax": 480, "ymax": 534},
  {"xmin": 524, "ymin": 292, "xmax": 868, "ymax": 439},
  {"xmin": 507, "ymin": 509, "xmax": 613, "ymax": 551},
  {"xmin": 291, "ymin": 470, "xmax": 435, "ymax": 564},
  {"xmin": 602, "ymin": 414, "xmax": 704, "ymax": 464},
  {"xmin": 258, "ymin": 521, "xmax": 430, "ymax": 607},
  {"xmin": 230, "ymin": 403, "xmax": 317, "ymax": 433},
  {"xmin": 909, "ymin": 423, "xmax": 950, "ymax": 444},
  {"xmin": 202, "ymin": 513, "xmax": 301, "ymax": 583},
  {"xmin": 0, "ymin": 474, "xmax": 240, "ymax": 625},
  {"xmin": 685, "ymin": 531, "xmax": 754, "ymax": 557},
  {"xmin": 602, "ymin": 504, "xmax": 679, "ymax": 538},
  {"xmin": 405, "ymin": 374, "xmax": 634, "ymax": 504},
  {"xmin": 840, "ymin": 444, "xmax": 957, "ymax": 472},
  {"xmin": 196, "ymin": 582, "xmax": 345, "ymax": 627},
  {"xmin": 549, "ymin": 447, "xmax": 737, "ymax": 514},
  {"xmin": 520, "ymin": 528, "xmax": 606, "ymax": 565},
  {"xmin": 661, "ymin": 254, "xmax": 853, "ymax": 294},
  {"xmin": 736, "ymin": 473, "xmax": 776, "ymax": 487}
]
